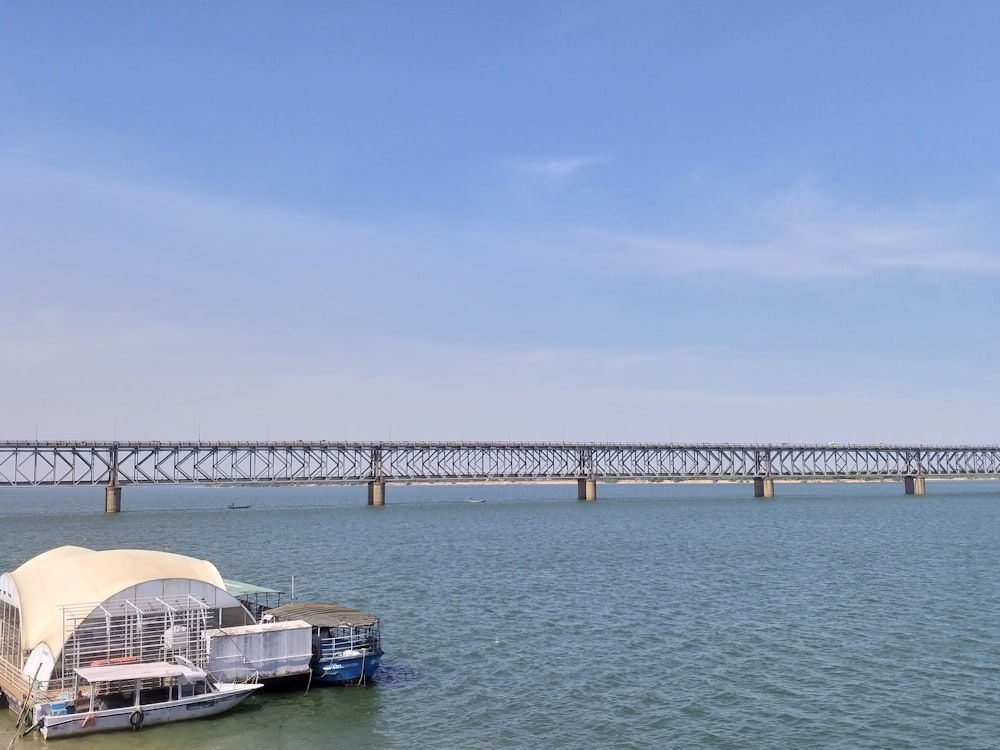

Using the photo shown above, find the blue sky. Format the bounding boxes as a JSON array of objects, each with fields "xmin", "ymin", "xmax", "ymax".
[{"xmin": 2, "ymin": 1, "xmax": 999, "ymax": 444}]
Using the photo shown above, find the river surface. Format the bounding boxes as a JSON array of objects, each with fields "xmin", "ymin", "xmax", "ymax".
[{"xmin": 2, "ymin": 479, "xmax": 1000, "ymax": 749}]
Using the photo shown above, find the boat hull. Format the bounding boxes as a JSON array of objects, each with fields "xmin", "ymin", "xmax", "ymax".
[
  {"xmin": 313, "ymin": 651, "xmax": 382, "ymax": 685},
  {"xmin": 40, "ymin": 682, "xmax": 262, "ymax": 739}
]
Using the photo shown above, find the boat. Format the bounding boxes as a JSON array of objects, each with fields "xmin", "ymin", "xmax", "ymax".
[
  {"xmin": 262, "ymin": 603, "xmax": 383, "ymax": 685},
  {"xmin": 227, "ymin": 502, "xmax": 253, "ymax": 509},
  {"xmin": 32, "ymin": 659, "xmax": 263, "ymax": 739},
  {"xmin": 466, "ymin": 498, "xmax": 486, "ymax": 503}
]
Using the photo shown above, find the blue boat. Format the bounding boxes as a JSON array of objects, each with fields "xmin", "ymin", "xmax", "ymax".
[{"xmin": 262, "ymin": 602, "xmax": 383, "ymax": 685}]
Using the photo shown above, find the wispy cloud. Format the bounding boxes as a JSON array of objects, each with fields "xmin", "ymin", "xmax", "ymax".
[
  {"xmin": 507, "ymin": 155, "xmax": 605, "ymax": 181},
  {"xmin": 3, "ymin": 152, "xmax": 998, "ymax": 443},
  {"xmin": 572, "ymin": 182, "xmax": 1000, "ymax": 281}
]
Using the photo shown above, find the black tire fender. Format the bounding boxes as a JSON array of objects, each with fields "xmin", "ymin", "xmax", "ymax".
[{"xmin": 129, "ymin": 708, "xmax": 144, "ymax": 729}]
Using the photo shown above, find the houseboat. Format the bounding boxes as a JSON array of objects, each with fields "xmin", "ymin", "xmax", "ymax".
[
  {"xmin": 262, "ymin": 603, "xmax": 383, "ymax": 685},
  {"xmin": 0, "ymin": 547, "xmax": 267, "ymax": 739}
]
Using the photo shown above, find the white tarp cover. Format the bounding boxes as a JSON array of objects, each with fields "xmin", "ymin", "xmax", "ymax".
[
  {"xmin": 9, "ymin": 546, "xmax": 228, "ymax": 659},
  {"xmin": 204, "ymin": 620, "xmax": 311, "ymax": 637},
  {"xmin": 204, "ymin": 621, "xmax": 313, "ymax": 681}
]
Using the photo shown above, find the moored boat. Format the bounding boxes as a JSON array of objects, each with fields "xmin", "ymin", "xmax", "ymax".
[
  {"xmin": 262, "ymin": 603, "xmax": 383, "ymax": 685},
  {"xmin": 33, "ymin": 659, "xmax": 262, "ymax": 739}
]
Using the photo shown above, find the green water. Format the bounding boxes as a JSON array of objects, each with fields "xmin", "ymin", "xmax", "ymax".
[{"xmin": 2, "ymin": 480, "xmax": 1000, "ymax": 748}]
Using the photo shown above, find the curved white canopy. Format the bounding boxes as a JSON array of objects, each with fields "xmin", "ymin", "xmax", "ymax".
[{"xmin": 8, "ymin": 546, "xmax": 234, "ymax": 661}]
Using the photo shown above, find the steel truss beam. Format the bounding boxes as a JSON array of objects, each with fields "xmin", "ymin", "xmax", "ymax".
[{"xmin": 1, "ymin": 442, "xmax": 1000, "ymax": 487}]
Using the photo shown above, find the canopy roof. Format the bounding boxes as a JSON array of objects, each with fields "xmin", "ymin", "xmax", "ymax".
[
  {"xmin": 75, "ymin": 661, "xmax": 206, "ymax": 683},
  {"xmin": 10, "ymin": 546, "xmax": 228, "ymax": 659},
  {"xmin": 266, "ymin": 602, "xmax": 379, "ymax": 628},
  {"xmin": 223, "ymin": 579, "xmax": 283, "ymax": 597}
]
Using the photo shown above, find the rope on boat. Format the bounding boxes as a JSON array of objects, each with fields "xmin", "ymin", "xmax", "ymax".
[{"xmin": 357, "ymin": 649, "xmax": 366, "ymax": 687}]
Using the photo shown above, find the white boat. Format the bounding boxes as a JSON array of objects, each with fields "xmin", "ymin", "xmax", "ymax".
[{"xmin": 33, "ymin": 660, "xmax": 263, "ymax": 739}]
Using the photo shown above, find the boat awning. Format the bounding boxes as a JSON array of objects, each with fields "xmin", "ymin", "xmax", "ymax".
[
  {"xmin": 223, "ymin": 579, "xmax": 283, "ymax": 597},
  {"xmin": 75, "ymin": 661, "xmax": 206, "ymax": 683},
  {"xmin": 266, "ymin": 602, "xmax": 379, "ymax": 628}
]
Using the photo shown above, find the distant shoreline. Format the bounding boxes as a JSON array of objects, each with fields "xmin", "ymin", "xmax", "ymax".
[{"xmin": 208, "ymin": 476, "xmax": 980, "ymax": 488}]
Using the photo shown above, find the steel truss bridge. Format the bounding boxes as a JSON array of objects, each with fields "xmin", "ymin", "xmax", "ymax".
[{"xmin": 2, "ymin": 441, "xmax": 1000, "ymax": 509}]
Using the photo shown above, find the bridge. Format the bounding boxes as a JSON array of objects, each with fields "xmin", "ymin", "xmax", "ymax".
[{"xmin": 2, "ymin": 440, "xmax": 1000, "ymax": 511}]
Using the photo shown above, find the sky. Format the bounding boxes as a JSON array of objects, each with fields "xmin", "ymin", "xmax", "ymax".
[{"xmin": 1, "ymin": 1, "xmax": 999, "ymax": 445}]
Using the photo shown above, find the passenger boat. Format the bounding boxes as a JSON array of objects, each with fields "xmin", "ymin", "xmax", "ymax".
[
  {"xmin": 262, "ymin": 603, "xmax": 383, "ymax": 685},
  {"xmin": 33, "ymin": 659, "xmax": 263, "ymax": 739}
]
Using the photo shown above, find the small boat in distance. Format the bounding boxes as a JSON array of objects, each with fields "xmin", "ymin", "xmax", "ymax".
[
  {"xmin": 33, "ymin": 660, "xmax": 262, "ymax": 739},
  {"xmin": 466, "ymin": 498, "xmax": 486, "ymax": 503},
  {"xmin": 228, "ymin": 502, "xmax": 253, "ymax": 509},
  {"xmin": 263, "ymin": 603, "xmax": 383, "ymax": 685}
]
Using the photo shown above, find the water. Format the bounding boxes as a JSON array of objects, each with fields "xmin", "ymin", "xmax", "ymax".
[{"xmin": 2, "ymin": 480, "xmax": 1000, "ymax": 748}]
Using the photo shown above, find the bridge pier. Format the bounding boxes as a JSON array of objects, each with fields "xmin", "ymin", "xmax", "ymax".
[
  {"xmin": 577, "ymin": 478, "xmax": 597, "ymax": 501},
  {"xmin": 105, "ymin": 485, "xmax": 122, "ymax": 513},
  {"xmin": 368, "ymin": 480, "xmax": 386, "ymax": 506},
  {"xmin": 753, "ymin": 476, "xmax": 775, "ymax": 498},
  {"xmin": 904, "ymin": 475, "xmax": 926, "ymax": 495}
]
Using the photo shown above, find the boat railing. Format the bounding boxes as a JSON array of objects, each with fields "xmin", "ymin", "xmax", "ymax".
[
  {"xmin": 56, "ymin": 595, "xmax": 216, "ymax": 684},
  {"xmin": 0, "ymin": 658, "xmax": 37, "ymax": 705},
  {"xmin": 318, "ymin": 635, "xmax": 378, "ymax": 659}
]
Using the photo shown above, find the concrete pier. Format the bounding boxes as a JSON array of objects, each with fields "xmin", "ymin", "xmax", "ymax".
[
  {"xmin": 753, "ymin": 476, "xmax": 775, "ymax": 498},
  {"xmin": 904, "ymin": 475, "xmax": 927, "ymax": 495},
  {"xmin": 368, "ymin": 480, "xmax": 386, "ymax": 506},
  {"xmin": 105, "ymin": 485, "xmax": 122, "ymax": 513},
  {"xmin": 577, "ymin": 478, "xmax": 597, "ymax": 501}
]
